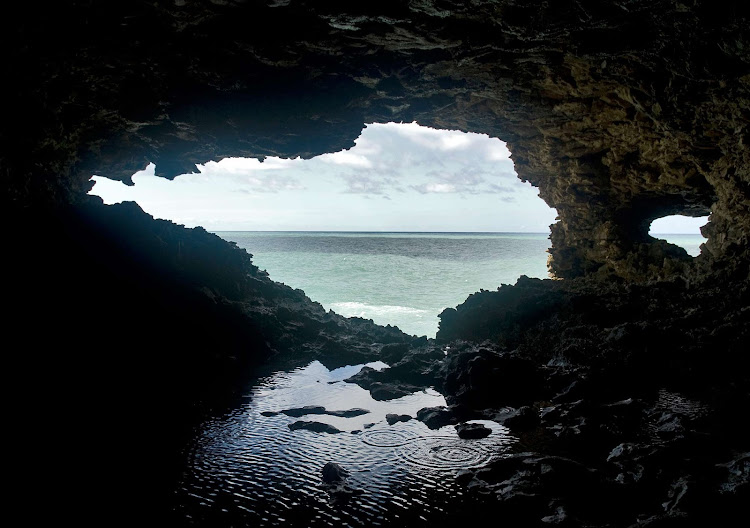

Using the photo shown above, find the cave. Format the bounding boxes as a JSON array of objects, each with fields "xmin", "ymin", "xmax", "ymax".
[{"xmin": 4, "ymin": 2, "xmax": 749, "ymax": 527}]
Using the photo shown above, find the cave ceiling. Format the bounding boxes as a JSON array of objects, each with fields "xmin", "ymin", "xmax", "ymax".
[{"xmin": 4, "ymin": 0, "xmax": 750, "ymax": 280}]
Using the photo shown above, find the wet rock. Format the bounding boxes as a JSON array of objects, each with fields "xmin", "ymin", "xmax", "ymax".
[
  {"xmin": 330, "ymin": 408, "xmax": 370, "ymax": 418},
  {"xmin": 386, "ymin": 414, "xmax": 412, "ymax": 425},
  {"xmin": 282, "ymin": 405, "xmax": 327, "ymax": 417},
  {"xmin": 495, "ymin": 406, "xmax": 541, "ymax": 432},
  {"xmin": 345, "ymin": 346, "xmax": 446, "ymax": 399},
  {"xmin": 379, "ymin": 343, "xmax": 409, "ymax": 363},
  {"xmin": 716, "ymin": 452, "xmax": 750, "ymax": 495},
  {"xmin": 366, "ymin": 382, "xmax": 417, "ymax": 401},
  {"xmin": 322, "ymin": 462, "xmax": 348, "ymax": 484},
  {"xmin": 321, "ymin": 462, "xmax": 363, "ymax": 504},
  {"xmin": 416, "ymin": 406, "xmax": 458, "ymax": 430},
  {"xmin": 288, "ymin": 421, "xmax": 342, "ymax": 434},
  {"xmin": 441, "ymin": 344, "xmax": 544, "ymax": 409},
  {"xmin": 541, "ymin": 505, "xmax": 568, "ymax": 525},
  {"xmin": 279, "ymin": 406, "xmax": 370, "ymax": 418},
  {"xmin": 455, "ymin": 422, "xmax": 491, "ymax": 439}
]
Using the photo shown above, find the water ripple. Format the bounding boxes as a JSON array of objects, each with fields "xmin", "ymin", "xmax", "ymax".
[
  {"xmin": 359, "ymin": 428, "xmax": 421, "ymax": 448},
  {"xmin": 174, "ymin": 361, "xmax": 518, "ymax": 526},
  {"xmin": 398, "ymin": 436, "xmax": 500, "ymax": 470}
]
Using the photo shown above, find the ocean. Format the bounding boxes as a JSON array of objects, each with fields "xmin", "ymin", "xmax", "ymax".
[{"xmin": 214, "ymin": 231, "xmax": 704, "ymax": 338}]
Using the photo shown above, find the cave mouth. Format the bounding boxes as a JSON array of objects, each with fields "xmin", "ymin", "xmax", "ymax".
[
  {"xmin": 89, "ymin": 122, "xmax": 558, "ymax": 337},
  {"xmin": 649, "ymin": 214, "xmax": 709, "ymax": 257}
]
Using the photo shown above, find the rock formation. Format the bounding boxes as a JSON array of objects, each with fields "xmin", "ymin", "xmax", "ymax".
[
  {"xmin": 5, "ymin": 1, "xmax": 749, "ymax": 280},
  {"xmin": 3, "ymin": 1, "xmax": 749, "ymax": 526}
]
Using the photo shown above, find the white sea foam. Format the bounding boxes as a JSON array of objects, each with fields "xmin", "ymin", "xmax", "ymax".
[{"xmin": 330, "ymin": 302, "xmax": 431, "ymax": 319}]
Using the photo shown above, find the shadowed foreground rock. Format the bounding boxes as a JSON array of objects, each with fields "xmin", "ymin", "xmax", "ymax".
[{"xmin": 346, "ymin": 276, "xmax": 750, "ymax": 526}]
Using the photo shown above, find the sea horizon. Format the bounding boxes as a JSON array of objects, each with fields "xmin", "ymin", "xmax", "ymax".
[{"xmin": 212, "ymin": 229, "xmax": 702, "ymax": 236}]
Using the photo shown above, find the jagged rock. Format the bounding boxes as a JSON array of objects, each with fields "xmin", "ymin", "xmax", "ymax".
[
  {"xmin": 321, "ymin": 462, "xmax": 363, "ymax": 504},
  {"xmin": 288, "ymin": 421, "xmax": 342, "ymax": 434},
  {"xmin": 367, "ymin": 383, "xmax": 415, "ymax": 401},
  {"xmin": 495, "ymin": 406, "xmax": 541, "ymax": 432},
  {"xmin": 282, "ymin": 406, "xmax": 328, "ymax": 417},
  {"xmin": 440, "ymin": 343, "xmax": 544, "ymax": 408},
  {"xmin": 416, "ymin": 406, "xmax": 458, "ymax": 430},
  {"xmin": 386, "ymin": 414, "xmax": 412, "ymax": 425},
  {"xmin": 345, "ymin": 346, "xmax": 445, "ymax": 400},
  {"xmin": 280, "ymin": 406, "xmax": 370, "ymax": 418},
  {"xmin": 322, "ymin": 462, "xmax": 349, "ymax": 485},
  {"xmin": 455, "ymin": 422, "xmax": 492, "ymax": 439},
  {"xmin": 716, "ymin": 452, "xmax": 750, "ymax": 495}
]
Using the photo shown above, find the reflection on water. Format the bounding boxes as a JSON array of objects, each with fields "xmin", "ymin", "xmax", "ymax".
[{"xmin": 174, "ymin": 361, "xmax": 517, "ymax": 526}]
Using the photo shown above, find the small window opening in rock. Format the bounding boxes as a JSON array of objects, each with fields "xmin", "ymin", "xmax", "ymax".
[
  {"xmin": 89, "ymin": 122, "xmax": 557, "ymax": 337},
  {"xmin": 649, "ymin": 215, "xmax": 709, "ymax": 257}
]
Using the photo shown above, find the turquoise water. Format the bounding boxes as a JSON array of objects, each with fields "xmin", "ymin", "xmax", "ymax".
[
  {"xmin": 215, "ymin": 231, "xmax": 705, "ymax": 338},
  {"xmin": 652, "ymin": 233, "xmax": 705, "ymax": 258},
  {"xmin": 216, "ymin": 232, "xmax": 551, "ymax": 337}
]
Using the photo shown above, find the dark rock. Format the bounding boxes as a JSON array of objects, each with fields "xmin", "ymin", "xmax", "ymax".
[
  {"xmin": 322, "ymin": 462, "xmax": 348, "ymax": 484},
  {"xmin": 367, "ymin": 383, "xmax": 417, "ymax": 401},
  {"xmin": 281, "ymin": 406, "xmax": 327, "ymax": 417},
  {"xmin": 440, "ymin": 344, "xmax": 544, "ymax": 408},
  {"xmin": 495, "ymin": 406, "xmax": 541, "ymax": 432},
  {"xmin": 329, "ymin": 408, "xmax": 370, "ymax": 418},
  {"xmin": 279, "ymin": 406, "xmax": 370, "ymax": 418},
  {"xmin": 321, "ymin": 462, "xmax": 363, "ymax": 504},
  {"xmin": 386, "ymin": 414, "xmax": 412, "ymax": 425},
  {"xmin": 416, "ymin": 406, "xmax": 458, "ymax": 430},
  {"xmin": 345, "ymin": 346, "xmax": 446, "ymax": 399},
  {"xmin": 288, "ymin": 421, "xmax": 342, "ymax": 434},
  {"xmin": 379, "ymin": 343, "xmax": 409, "ymax": 363},
  {"xmin": 540, "ymin": 505, "xmax": 568, "ymax": 525},
  {"xmin": 716, "ymin": 452, "xmax": 750, "ymax": 495},
  {"xmin": 455, "ymin": 422, "xmax": 492, "ymax": 439}
]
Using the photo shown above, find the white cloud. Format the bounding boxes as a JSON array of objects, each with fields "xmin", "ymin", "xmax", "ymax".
[
  {"xmin": 241, "ymin": 175, "xmax": 306, "ymax": 193},
  {"xmin": 199, "ymin": 156, "xmax": 302, "ymax": 175},
  {"xmin": 318, "ymin": 150, "xmax": 373, "ymax": 168},
  {"xmin": 412, "ymin": 182, "xmax": 457, "ymax": 194},
  {"xmin": 485, "ymin": 142, "xmax": 513, "ymax": 161},
  {"xmin": 341, "ymin": 174, "xmax": 391, "ymax": 195}
]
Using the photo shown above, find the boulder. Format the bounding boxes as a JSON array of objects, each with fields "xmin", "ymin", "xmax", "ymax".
[{"xmin": 455, "ymin": 422, "xmax": 492, "ymax": 439}]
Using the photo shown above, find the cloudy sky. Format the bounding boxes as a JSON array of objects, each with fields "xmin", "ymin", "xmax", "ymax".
[{"xmin": 90, "ymin": 122, "xmax": 705, "ymax": 234}]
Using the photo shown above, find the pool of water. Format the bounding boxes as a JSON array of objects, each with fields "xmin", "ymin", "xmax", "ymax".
[{"xmin": 173, "ymin": 361, "xmax": 517, "ymax": 526}]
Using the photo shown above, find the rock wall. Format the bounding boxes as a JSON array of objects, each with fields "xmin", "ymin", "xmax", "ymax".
[{"xmin": 4, "ymin": 1, "xmax": 750, "ymax": 280}]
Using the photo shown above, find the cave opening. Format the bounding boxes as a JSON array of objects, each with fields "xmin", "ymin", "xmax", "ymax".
[
  {"xmin": 89, "ymin": 122, "xmax": 557, "ymax": 337},
  {"xmin": 648, "ymin": 214, "xmax": 709, "ymax": 257}
]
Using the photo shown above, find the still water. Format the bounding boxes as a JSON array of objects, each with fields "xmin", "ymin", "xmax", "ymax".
[{"xmin": 173, "ymin": 361, "xmax": 517, "ymax": 527}]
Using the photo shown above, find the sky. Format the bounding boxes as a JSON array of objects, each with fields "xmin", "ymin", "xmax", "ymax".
[{"xmin": 89, "ymin": 122, "xmax": 706, "ymax": 235}]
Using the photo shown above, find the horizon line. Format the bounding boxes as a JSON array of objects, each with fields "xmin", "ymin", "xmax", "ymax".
[{"xmin": 207, "ymin": 229, "xmax": 705, "ymax": 236}]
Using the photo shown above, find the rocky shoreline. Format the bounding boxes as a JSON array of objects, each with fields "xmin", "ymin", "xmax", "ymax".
[{"xmin": 342, "ymin": 276, "xmax": 750, "ymax": 527}]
